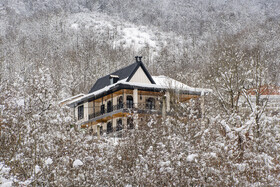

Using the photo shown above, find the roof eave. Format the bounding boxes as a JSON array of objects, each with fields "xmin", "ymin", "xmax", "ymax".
[{"xmin": 67, "ymin": 83, "xmax": 206, "ymax": 107}]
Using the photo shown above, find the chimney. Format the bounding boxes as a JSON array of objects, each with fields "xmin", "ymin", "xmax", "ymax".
[{"xmin": 135, "ymin": 56, "xmax": 142, "ymax": 63}]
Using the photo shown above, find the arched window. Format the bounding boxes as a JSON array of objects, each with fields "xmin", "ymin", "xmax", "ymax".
[
  {"xmin": 127, "ymin": 96, "xmax": 133, "ymax": 108},
  {"xmin": 101, "ymin": 104, "xmax": 105, "ymax": 114},
  {"xmin": 107, "ymin": 100, "xmax": 112, "ymax": 113},
  {"xmin": 107, "ymin": 122, "xmax": 113, "ymax": 134},
  {"xmin": 117, "ymin": 96, "xmax": 123, "ymax": 109},
  {"xmin": 127, "ymin": 117, "xmax": 134, "ymax": 129},
  {"xmin": 146, "ymin": 98, "xmax": 155, "ymax": 109},
  {"xmin": 116, "ymin": 119, "xmax": 123, "ymax": 131}
]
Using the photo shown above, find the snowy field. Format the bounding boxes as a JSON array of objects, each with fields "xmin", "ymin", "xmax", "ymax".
[{"xmin": 0, "ymin": 162, "xmax": 12, "ymax": 187}]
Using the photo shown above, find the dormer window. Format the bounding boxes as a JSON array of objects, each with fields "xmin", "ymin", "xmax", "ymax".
[{"xmin": 110, "ymin": 75, "xmax": 119, "ymax": 85}]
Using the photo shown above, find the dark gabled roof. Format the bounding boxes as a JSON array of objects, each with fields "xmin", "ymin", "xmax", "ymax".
[{"xmin": 89, "ymin": 60, "xmax": 155, "ymax": 93}]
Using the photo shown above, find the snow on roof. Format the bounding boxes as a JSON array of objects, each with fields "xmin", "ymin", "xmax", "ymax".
[
  {"xmin": 59, "ymin": 93, "xmax": 85, "ymax": 106},
  {"xmin": 152, "ymin": 75, "xmax": 209, "ymax": 92},
  {"xmin": 66, "ymin": 76, "xmax": 212, "ymax": 107},
  {"xmin": 67, "ymin": 78, "xmax": 128, "ymax": 106}
]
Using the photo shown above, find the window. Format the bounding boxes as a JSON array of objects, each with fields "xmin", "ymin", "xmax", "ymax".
[
  {"xmin": 127, "ymin": 117, "xmax": 134, "ymax": 129},
  {"xmin": 127, "ymin": 96, "xmax": 133, "ymax": 108},
  {"xmin": 146, "ymin": 98, "xmax": 155, "ymax": 109},
  {"xmin": 101, "ymin": 104, "xmax": 105, "ymax": 114},
  {"xmin": 116, "ymin": 119, "xmax": 123, "ymax": 131},
  {"xmin": 78, "ymin": 105, "xmax": 84, "ymax": 120},
  {"xmin": 117, "ymin": 96, "xmax": 123, "ymax": 109},
  {"xmin": 107, "ymin": 100, "xmax": 112, "ymax": 113},
  {"xmin": 89, "ymin": 128, "xmax": 93, "ymax": 134},
  {"xmin": 110, "ymin": 75, "xmax": 119, "ymax": 85},
  {"xmin": 100, "ymin": 125, "xmax": 103, "ymax": 135},
  {"xmin": 107, "ymin": 122, "xmax": 113, "ymax": 134}
]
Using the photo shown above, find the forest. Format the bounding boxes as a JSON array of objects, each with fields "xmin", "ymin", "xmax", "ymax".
[{"xmin": 0, "ymin": 0, "xmax": 280, "ymax": 186}]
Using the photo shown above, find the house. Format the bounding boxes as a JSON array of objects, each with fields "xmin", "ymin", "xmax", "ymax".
[
  {"xmin": 65, "ymin": 56, "xmax": 211, "ymax": 136},
  {"xmin": 239, "ymin": 85, "xmax": 280, "ymax": 115}
]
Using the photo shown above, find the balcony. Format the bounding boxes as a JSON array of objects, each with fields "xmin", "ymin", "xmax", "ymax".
[{"xmin": 88, "ymin": 102, "xmax": 162, "ymax": 121}]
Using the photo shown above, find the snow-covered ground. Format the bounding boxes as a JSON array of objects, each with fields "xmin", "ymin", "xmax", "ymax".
[
  {"xmin": 0, "ymin": 162, "xmax": 31, "ymax": 186},
  {"xmin": 0, "ymin": 162, "xmax": 12, "ymax": 187}
]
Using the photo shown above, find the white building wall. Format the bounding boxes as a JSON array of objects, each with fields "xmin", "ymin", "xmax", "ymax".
[
  {"xmin": 129, "ymin": 67, "xmax": 152, "ymax": 84},
  {"xmin": 75, "ymin": 102, "xmax": 89, "ymax": 123}
]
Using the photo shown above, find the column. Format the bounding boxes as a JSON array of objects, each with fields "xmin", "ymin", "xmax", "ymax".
[
  {"xmin": 162, "ymin": 96, "xmax": 166, "ymax": 117},
  {"xmin": 84, "ymin": 102, "xmax": 89, "ymax": 121},
  {"xmin": 133, "ymin": 88, "xmax": 138, "ymax": 108},
  {"xmin": 166, "ymin": 91, "xmax": 170, "ymax": 112},
  {"xmin": 201, "ymin": 95, "xmax": 205, "ymax": 119}
]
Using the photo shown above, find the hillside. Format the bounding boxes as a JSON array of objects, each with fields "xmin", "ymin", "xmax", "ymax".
[
  {"xmin": 0, "ymin": 1, "xmax": 280, "ymax": 93},
  {"xmin": 0, "ymin": 0, "xmax": 280, "ymax": 186}
]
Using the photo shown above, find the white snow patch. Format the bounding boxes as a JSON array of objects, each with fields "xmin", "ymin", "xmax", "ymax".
[
  {"xmin": 73, "ymin": 159, "xmax": 83, "ymax": 167},
  {"xmin": 0, "ymin": 162, "xmax": 13, "ymax": 187},
  {"xmin": 153, "ymin": 75, "xmax": 212, "ymax": 93},
  {"xmin": 159, "ymin": 161, "xmax": 170, "ymax": 167},
  {"xmin": 210, "ymin": 152, "xmax": 217, "ymax": 158},
  {"xmin": 16, "ymin": 98, "xmax": 24, "ymax": 107},
  {"xmin": 118, "ymin": 27, "xmax": 156, "ymax": 50},
  {"xmin": 1, "ymin": 181, "xmax": 13, "ymax": 187},
  {"xmin": 235, "ymin": 163, "xmax": 247, "ymax": 172},
  {"xmin": 65, "ymin": 12, "xmax": 185, "ymax": 54},
  {"xmin": 45, "ymin": 158, "xmax": 53, "ymax": 165},
  {"xmin": 187, "ymin": 154, "xmax": 198, "ymax": 162},
  {"xmin": 35, "ymin": 165, "xmax": 40, "ymax": 174},
  {"xmin": 71, "ymin": 23, "xmax": 79, "ymax": 30},
  {"xmin": 221, "ymin": 120, "xmax": 232, "ymax": 134}
]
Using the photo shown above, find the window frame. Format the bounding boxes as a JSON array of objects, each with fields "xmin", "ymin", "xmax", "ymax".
[
  {"xmin": 78, "ymin": 105, "xmax": 84, "ymax": 120},
  {"xmin": 116, "ymin": 119, "xmax": 123, "ymax": 131},
  {"xmin": 117, "ymin": 96, "xmax": 123, "ymax": 109},
  {"xmin": 107, "ymin": 122, "xmax": 113, "ymax": 134},
  {"xmin": 107, "ymin": 100, "xmax": 112, "ymax": 113},
  {"xmin": 127, "ymin": 95, "xmax": 134, "ymax": 108},
  {"xmin": 127, "ymin": 117, "xmax": 134, "ymax": 129},
  {"xmin": 146, "ymin": 97, "xmax": 155, "ymax": 110}
]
